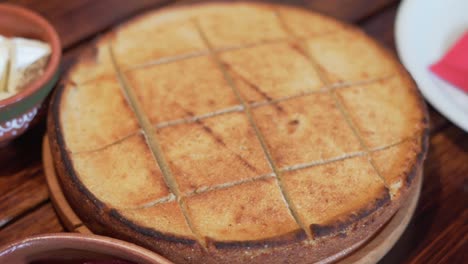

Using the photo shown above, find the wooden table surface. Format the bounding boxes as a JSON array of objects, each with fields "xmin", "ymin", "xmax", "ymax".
[{"xmin": 0, "ymin": 0, "xmax": 466, "ymax": 263}]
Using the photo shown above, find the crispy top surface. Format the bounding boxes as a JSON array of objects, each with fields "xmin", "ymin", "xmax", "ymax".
[{"xmin": 55, "ymin": 2, "xmax": 427, "ymax": 244}]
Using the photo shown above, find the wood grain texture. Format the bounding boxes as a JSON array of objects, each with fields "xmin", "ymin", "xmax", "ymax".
[
  {"xmin": 361, "ymin": 4, "xmax": 397, "ymax": 50},
  {"xmin": 0, "ymin": 167, "xmax": 47, "ymax": 228},
  {"xmin": 161, "ymin": 0, "xmax": 398, "ymax": 22},
  {"xmin": 410, "ymin": 126, "xmax": 468, "ymax": 262},
  {"xmin": 305, "ymin": 0, "xmax": 398, "ymax": 21},
  {"xmin": 380, "ymin": 125, "xmax": 468, "ymax": 264},
  {"xmin": 0, "ymin": 124, "xmax": 48, "ymax": 228},
  {"xmin": 0, "ymin": 1, "xmax": 465, "ymax": 263},
  {"xmin": 0, "ymin": 203, "xmax": 63, "ymax": 245}
]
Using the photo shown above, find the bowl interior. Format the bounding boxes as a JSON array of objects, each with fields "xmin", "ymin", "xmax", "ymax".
[
  {"xmin": 0, "ymin": 4, "xmax": 61, "ymax": 108},
  {"xmin": 20, "ymin": 248, "xmax": 130, "ymax": 264},
  {"xmin": 0, "ymin": 234, "xmax": 172, "ymax": 264},
  {"xmin": 0, "ymin": 7, "xmax": 49, "ymax": 42}
]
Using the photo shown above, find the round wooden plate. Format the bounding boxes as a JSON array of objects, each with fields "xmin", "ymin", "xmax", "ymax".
[{"xmin": 42, "ymin": 136, "xmax": 422, "ymax": 264}]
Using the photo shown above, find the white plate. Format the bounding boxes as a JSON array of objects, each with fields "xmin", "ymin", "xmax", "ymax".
[{"xmin": 395, "ymin": 0, "xmax": 468, "ymax": 132}]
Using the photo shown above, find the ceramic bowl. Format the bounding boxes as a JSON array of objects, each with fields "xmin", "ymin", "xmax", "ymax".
[
  {"xmin": 0, "ymin": 4, "xmax": 61, "ymax": 145},
  {"xmin": 0, "ymin": 233, "xmax": 173, "ymax": 264}
]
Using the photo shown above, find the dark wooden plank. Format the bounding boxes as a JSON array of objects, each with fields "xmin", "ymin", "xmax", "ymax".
[
  {"xmin": 0, "ymin": 123, "xmax": 49, "ymax": 228},
  {"xmin": 427, "ymin": 107, "xmax": 451, "ymax": 134},
  {"xmin": 420, "ymin": 127, "xmax": 467, "ymax": 207},
  {"xmin": 409, "ymin": 210, "xmax": 467, "ymax": 264},
  {"xmin": 180, "ymin": 0, "xmax": 398, "ymax": 22},
  {"xmin": 5, "ymin": 0, "xmax": 174, "ymax": 49},
  {"xmin": 360, "ymin": 3, "xmax": 397, "ymax": 50},
  {"xmin": 0, "ymin": 203, "xmax": 63, "ymax": 245},
  {"xmin": 305, "ymin": 0, "xmax": 398, "ymax": 22},
  {"xmin": 380, "ymin": 125, "xmax": 468, "ymax": 263},
  {"xmin": 0, "ymin": 169, "xmax": 48, "ymax": 228}
]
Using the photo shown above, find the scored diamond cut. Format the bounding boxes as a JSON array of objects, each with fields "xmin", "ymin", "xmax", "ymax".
[
  {"xmin": 252, "ymin": 93, "xmax": 363, "ymax": 168},
  {"xmin": 156, "ymin": 111, "xmax": 272, "ymax": 195},
  {"xmin": 125, "ymin": 56, "xmax": 239, "ymax": 125},
  {"xmin": 54, "ymin": 3, "xmax": 428, "ymax": 263}
]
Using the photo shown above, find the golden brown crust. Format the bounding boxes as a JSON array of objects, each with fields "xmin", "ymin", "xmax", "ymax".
[
  {"xmin": 70, "ymin": 132, "xmax": 171, "ymax": 209},
  {"xmin": 252, "ymin": 93, "xmax": 363, "ymax": 168},
  {"xmin": 336, "ymin": 76, "xmax": 427, "ymax": 149},
  {"xmin": 58, "ymin": 77, "xmax": 140, "ymax": 153},
  {"xmin": 221, "ymin": 42, "xmax": 324, "ymax": 103},
  {"xmin": 66, "ymin": 35, "xmax": 115, "ymax": 84},
  {"xmin": 185, "ymin": 178, "xmax": 300, "ymax": 242},
  {"xmin": 304, "ymin": 27, "xmax": 400, "ymax": 85},
  {"xmin": 48, "ymin": 2, "xmax": 429, "ymax": 263},
  {"xmin": 282, "ymin": 156, "xmax": 389, "ymax": 235},
  {"xmin": 157, "ymin": 112, "xmax": 272, "ymax": 195},
  {"xmin": 48, "ymin": 82, "xmax": 205, "ymax": 264},
  {"xmin": 125, "ymin": 56, "xmax": 239, "ymax": 124}
]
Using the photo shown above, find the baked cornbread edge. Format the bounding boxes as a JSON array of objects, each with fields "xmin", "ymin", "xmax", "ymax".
[{"xmin": 48, "ymin": 2, "xmax": 430, "ymax": 263}]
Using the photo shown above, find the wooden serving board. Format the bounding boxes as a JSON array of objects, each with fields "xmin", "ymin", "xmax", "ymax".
[{"xmin": 42, "ymin": 136, "xmax": 422, "ymax": 264}]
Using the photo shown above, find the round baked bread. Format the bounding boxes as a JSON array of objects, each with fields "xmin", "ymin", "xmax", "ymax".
[{"xmin": 48, "ymin": 2, "xmax": 429, "ymax": 263}]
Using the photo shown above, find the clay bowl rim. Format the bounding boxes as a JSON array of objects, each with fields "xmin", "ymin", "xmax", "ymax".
[
  {"xmin": 0, "ymin": 232, "xmax": 174, "ymax": 264},
  {"xmin": 0, "ymin": 3, "xmax": 61, "ymax": 108}
]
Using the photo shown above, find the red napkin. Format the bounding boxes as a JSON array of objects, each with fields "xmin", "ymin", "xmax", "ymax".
[{"xmin": 430, "ymin": 31, "xmax": 468, "ymax": 93}]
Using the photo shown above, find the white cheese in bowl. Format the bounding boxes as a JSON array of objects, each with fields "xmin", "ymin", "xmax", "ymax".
[
  {"xmin": 0, "ymin": 36, "xmax": 9, "ymax": 92},
  {"xmin": 7, "ymin": 37, "xmax": 51, "ymax": 93},
  {"xmin": 0, "ymin": 35, "xmax": 51, "ymax": 100}
]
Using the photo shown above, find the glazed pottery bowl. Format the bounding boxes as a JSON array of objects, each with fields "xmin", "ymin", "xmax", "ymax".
[
  {"xmin": 0, "ymin": 233, "xmax": 173, "ymax": 264},
  {"xmin": 0, "ymin": 4, "xmax": 61, "ymax": 145}
]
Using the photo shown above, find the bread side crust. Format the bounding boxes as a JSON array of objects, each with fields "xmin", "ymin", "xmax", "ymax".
[
  {"xmin": 48, "ymin": 2, "xmax": 429, "ymax": 263},
  {"xmin": 47, "ymin": 83, "xmax": 207, "ymax": 264},
  {"xmin": 49, "ymin": 85, "xmax": 427, "ymax": 264}
]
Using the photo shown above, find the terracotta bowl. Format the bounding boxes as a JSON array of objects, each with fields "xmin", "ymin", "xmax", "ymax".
[
  {"xmin": 0, "ymin": 4, "xmax": 61, "ymax": 145},
  {"xmin": 0, "ymin": 233, "xmax": 173, "ymax": 264}
]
